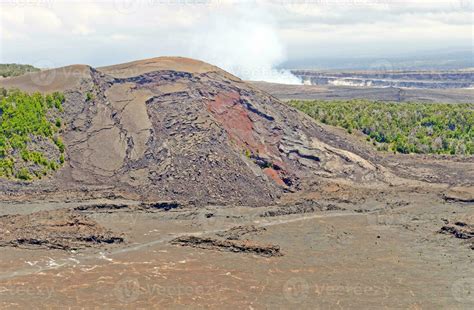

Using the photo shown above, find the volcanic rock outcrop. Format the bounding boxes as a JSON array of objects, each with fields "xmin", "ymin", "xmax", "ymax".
[{"xmin": 0, "ymin": 57, "xmax": 381, "ymax": 206}]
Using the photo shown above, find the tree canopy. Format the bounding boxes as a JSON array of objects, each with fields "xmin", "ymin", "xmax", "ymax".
[{"xmin": 289, "ymin": 99, "xmax": 473, "ymax": 156}]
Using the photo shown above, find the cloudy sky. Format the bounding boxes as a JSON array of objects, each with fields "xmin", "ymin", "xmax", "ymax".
[{"xmin": 0, "ymin": 0, "xmax": 472, "ymax": 81}]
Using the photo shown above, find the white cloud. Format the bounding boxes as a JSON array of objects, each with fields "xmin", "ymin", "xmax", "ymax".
[{"xmin": 0, "ymin": 0, "xmax": 472, "ymax": 78}]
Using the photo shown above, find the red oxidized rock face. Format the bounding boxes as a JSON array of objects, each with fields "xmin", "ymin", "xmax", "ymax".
[
  {"xmin": 207, "ymin": 91, "xmax": 267, "ymax": 155},
  {"xmin": 207, "ymin": 91, "xmax": 293, "ymax": 187},
  {"xmin": 263, "ymin": 167, "xmax": 287, "ymax": 187}
]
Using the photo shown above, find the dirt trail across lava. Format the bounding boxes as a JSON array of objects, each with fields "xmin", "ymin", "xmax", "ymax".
[
  {"xmin": 0, "ymin": 206, "xmax": 358, "ymax": 281},
  {"xmin": 0, "ymin": 193, "xmax": 472, "ymax": 309}
]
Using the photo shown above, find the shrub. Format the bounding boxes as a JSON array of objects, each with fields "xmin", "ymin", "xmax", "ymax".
[
  {"xmin": 289, "ymin": 99, "xmax": 474, "ymax": 155},
  {"xmin": 86, "ymin": 92, "xmax": 94, "ymax": 102},
  {"xmin": 0, "ymin": 64, "xmax": 40, "ymax": 78},
  {"xmin": 16, "ymin": 168, "xmax": 31, "ymax": 180},
  {"xmin": 54, "ymin": 137, "xmax": 65, "ymax": 153},
  {"xmin": 0, "ymin": 89, "xmax": 66, "ymax": 180}
]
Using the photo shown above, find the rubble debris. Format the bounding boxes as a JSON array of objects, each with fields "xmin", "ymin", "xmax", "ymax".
[
  {"xmin": 439, "ymin": 220, "xmax": 473, "ymax": 250},
  {"xmin": 74, "ymin": 203, "xmax": 129, "ymax": 212},
  {"xmin": 170, "ymin": 236, "xmax": 282, "ymax": 257},
  {"xmin": 216, "ymin": 225, "xmax": 266, "ymax": 240},
  {"xmin": 0, "ymin": 209, "xmax": 124, "ymax": 250},
  {"xmin": 443, "ymin": 187, "xmax": 474, "ymax": 203},
  {"xmin": 260, "ymin": 200, "xmax": 344, "ymax": 218},
  {"xmin": 139, "ymin": 201, "xmax": 181, "ymax": 211},
  {"xmin": 75, "ymin": 201, "xmax": 182, "ymax": 213}
]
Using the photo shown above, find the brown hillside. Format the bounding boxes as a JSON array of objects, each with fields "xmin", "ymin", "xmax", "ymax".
[{"xmin": 1, "ymin": 57, "xmax": 470, "ymax": 206}]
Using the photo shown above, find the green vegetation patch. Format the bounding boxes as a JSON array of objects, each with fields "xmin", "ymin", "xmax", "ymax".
[
  {"xmin": 0, "ymin": 64, "xmax": 40, "ymax": 78},
  {"xmin": 289, "ymin": 99, "xmax": 474, "ymax": 155},
  {"xmin": 0, "ymin": 88, "xmax": 66, "ymax": 180}
]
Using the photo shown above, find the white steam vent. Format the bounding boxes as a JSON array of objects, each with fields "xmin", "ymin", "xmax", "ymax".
[{"xmin": 189, "ymin": 4, "xmax": 301, "ymax": 85}]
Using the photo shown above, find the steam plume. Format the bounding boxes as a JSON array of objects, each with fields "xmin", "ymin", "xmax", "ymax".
[{"xmin": 189, "ymin": 4, "xmax": 301, "ymax": 84}]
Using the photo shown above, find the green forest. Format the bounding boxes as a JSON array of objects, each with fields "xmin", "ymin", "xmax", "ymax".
[
  {"xmin": 0, "ymin": 64, "xmax": 40, "ymax": 78},
  {"xmin": 0, "ymin": 88, "xmax": 65, "ymax": 180},
  {"xmin": 289, "ymin": 99, "xmax": 474, "ymax": 155}
]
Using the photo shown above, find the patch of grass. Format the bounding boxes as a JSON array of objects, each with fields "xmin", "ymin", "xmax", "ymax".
[
  {"xmin": 16, "ymin": 167, "xmax": 32, "ymax": 181},
  {"xmin": 53, "ymin": 136, "xmax": 65, "ymax": 153},
  {"xmin": 289, "ymin": 99, "xmax": 474, "ymax": 155},
  {"xmin": 86, "ymin": 92, "xmax": 95, "ymax": 102},
  {"xmin": 244, "ymin": 149, "xmax": 252, "ymax": 158},
  {"xmin": 0, "ymin": 64, "xmax": 40, "ymax": 78},
  {"xmin": 0, "ymin": 88, "xmax": 66, "ymax": 180}
]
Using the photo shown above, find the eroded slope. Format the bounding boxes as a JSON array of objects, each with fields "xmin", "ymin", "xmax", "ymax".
[{"xmin": 0, "ymin": 57, "xmax": 421, "ymax": 205}]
